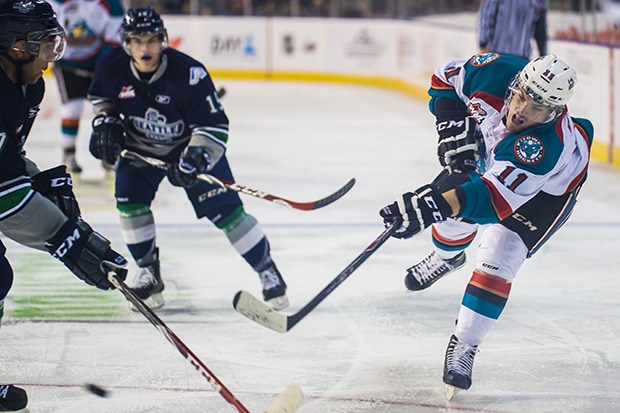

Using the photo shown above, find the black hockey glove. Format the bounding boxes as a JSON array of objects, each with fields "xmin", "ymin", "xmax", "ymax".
[
  {"xmin": 89, "ymin": 115, "xmax": 124, "ymax": 165},
  {"xmin": 380, "ymin": 184, "xmax": 452, "ymax": 239},
  {"xmin": 436, "ymin": 115, "xmax": 478, "ymax": 168},
  {"xmin": 45, "ymin": 219, "xmax": 128, "ymax": 290},
  {"xmin": 167, "ymin": 146, "xmax": 211, "ymax": 188},
  {"xmin": 31, "ymin": 165, "xmax": 81, "ymax": 220}
]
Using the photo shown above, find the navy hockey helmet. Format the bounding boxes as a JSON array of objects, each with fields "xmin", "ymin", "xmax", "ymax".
[
  {"xmin": 0, "ymin": 0, "xmax": 66, "ymax": 61},
  {"xmin": 120, "ymin": 7, "xmax": 168, "ymax": 52}
]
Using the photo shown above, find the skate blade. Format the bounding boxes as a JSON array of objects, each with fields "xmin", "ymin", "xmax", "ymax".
[
  {"xmin": 266, "ymin": 294, "xmax": 289, "ymax": 311},
  {"xmin": 130, "ymin": 292, "xmax": 165, "ymax": 312},
  {"xmin": 445, "ymin": 384, "xmax": 460, "ymax": 401}
]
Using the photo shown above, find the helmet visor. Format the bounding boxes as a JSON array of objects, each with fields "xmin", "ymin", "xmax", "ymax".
[
  {"xmin": 507, "ymin": 85, "xmax": 557, "ymax": 124},
  {"xmin": 27, "ymin": 27, "xmax": 66, "ymax": 62}
]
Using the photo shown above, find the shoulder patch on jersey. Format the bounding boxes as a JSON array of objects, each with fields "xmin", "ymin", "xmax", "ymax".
[
  {"xmin": 189, "ymin": 67, "xmax": 207, "ymax": 85},
  {"xmin": 467, "ymin": 102, "xmax": 487, "ymax": 123},
  {"xmin": 514, "ymin": 135, "xmax": 544, "ymax": 165},
  {"xmin": 118, "ymin": 86, "xmax": 135, "ymax": 99},
  {"xmin": 470, "ymin": 53, "xmax": 500, "ymax": 67}
]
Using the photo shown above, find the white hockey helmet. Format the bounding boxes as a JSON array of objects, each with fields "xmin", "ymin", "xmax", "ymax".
[{"xmin": 516, "ymin": 54, "xmax": 577, "ymax": 109}]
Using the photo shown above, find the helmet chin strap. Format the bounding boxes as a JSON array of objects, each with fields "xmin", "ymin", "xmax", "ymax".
[{"xmin": 2, "ymin": 51, "xmax": 35, "ymax": 85}]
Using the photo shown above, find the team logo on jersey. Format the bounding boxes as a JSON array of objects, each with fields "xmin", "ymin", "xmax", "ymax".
[
  {"xmin": 155, "ymin": 95, "xmax": 171, "ymax": 104},
  {"xmin": 514, "ymin": 135, "xmax": 544, "ymax": 164},
  {"xmin": 470, "ymin": 53, "xmax": 500, "ymax": 67},
  {"xmin": 468, "ymin": 102, "xmax": 487, "ymax": 123},
  {"xmin": 189, "ymin": 67, "xmax": 207, "ymax": 85},
  {"xmin": 13, "ymin": 1, "xmax": 35, "ymax": 13},
  {"xmin": 130, "ymin": 108, "xmax": 184, "ymax": 142},
  {"xmin": 118, "ymin": 86, "xmax": 136, "ymax": 99}
]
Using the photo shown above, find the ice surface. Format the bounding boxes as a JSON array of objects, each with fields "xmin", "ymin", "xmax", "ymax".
[{"xmin": 1, "ymin": 80, "xmax": 619, "ymax": 412}]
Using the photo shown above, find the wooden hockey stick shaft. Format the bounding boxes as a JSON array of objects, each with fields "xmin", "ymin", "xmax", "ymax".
[
  {"xmin": 120, "ymin": 149, "xmax": 355, "ymax": 211},
  {"xmin": 107, "ymin": 272, "xmax": 303, "ymax": 412},
  {"xmin": 233, "ymin": 222, "xmax": 400, "ymax": 333}
]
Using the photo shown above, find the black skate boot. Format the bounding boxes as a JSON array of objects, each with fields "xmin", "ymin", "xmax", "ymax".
[
  {"xmin": 259, "ymin": 262, "xmax": 288, "ymax": 310},
  {"xmin": 443, "ymin": 334, "xmax": 478, "ymax": 400},
  {"xmin": 0, "ymin": 298, "xmax": 4, "ymax": 328},
  {"xmin": 0, "ymin": 384, "xmax": 28, "ymax": 412},
  {"xmin": 128, "ymin": 250, "xmax": 164, "ymax": 309},
  {"xmin": 405, "ymin": 251, "xmax": 466, "ymax": 291},
  {"xmin": 63, "ymin": 147, "xmax": 83, "ymax": 174}
]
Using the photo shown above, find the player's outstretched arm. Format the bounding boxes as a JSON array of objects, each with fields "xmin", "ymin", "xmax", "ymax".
[
  {"xmin": 31, "ymin": 165, "xmax": 81, "ymax": 220},
  {"xmin": 45, "ymin": 219, "xmax": 128, "ymax": 290},
  {"xmin": 380, "ymin": 184, "xmax": 454, "ymax": 239}
]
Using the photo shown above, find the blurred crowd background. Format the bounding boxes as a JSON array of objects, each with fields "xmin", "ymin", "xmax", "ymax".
[
  {"xmin": 120, "ymin": 0, "xmax": 619, "ymax": 45},
  {"xmin": 123, "ymin": 0, "xmax": 594, "ymax": 18}
]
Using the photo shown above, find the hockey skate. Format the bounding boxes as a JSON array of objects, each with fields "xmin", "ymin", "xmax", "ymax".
[
  {"xmin": 443, "ymin": 334, "xmax": 478, "ymax": 400},
  {"xmin": 0, "ymin": 298, "xmax": 4, "ymax": 328},
  {"xmin": 259, "ymin": 263, "xmax": 288, "ymax": 310},
  {"xmin": 0, "ymin": 384, "xmax": 28, "ymax": 413},
  {"xmin": 127, "ymin": 260, "xmax": 164, "ymax": 310},
  {"xmin": 62, "ymin": 147, "xmax": 83, "ymax": 174},
  {"xmin": 405, "ymin": 251, "xmax": 466, "ymax": 291}
]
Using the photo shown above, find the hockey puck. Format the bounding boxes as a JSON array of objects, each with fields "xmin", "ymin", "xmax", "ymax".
[
  {"xmin": 84, "ymin": 383, "xmax": 109, "ymax": 398},
  {"xmin": 217, "ymin": 87, "xmax": 226, "ymax": 98}
]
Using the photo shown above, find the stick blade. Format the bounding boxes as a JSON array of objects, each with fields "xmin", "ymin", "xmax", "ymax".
[
  {"xmin": 307, "ymin": 178, "xmax": 356, "ymax": 210},
  {"xmin": 233, "ymin": 290, "xmax": 288, "ymax": 333},
  {"xmin": 264, "ymin": 384, "xmax": 304, "ymax": 413}
]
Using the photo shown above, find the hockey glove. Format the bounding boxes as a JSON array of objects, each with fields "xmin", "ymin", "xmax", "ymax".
[
  {"xmin": 45, "ymin": 219, "xmax": 128, "ymax": 290},
  {"xmin": 167, "ymin": 146, "xmax": 212, "ymax": 188},
  {"xmin": 436, "ymin": 115, "xmax": 478, "ymax": 167},
  {"xmin": 31, "ymin": 165, "xmax": 81, "ymax": 220},
  {"xmin": 380, "ymin": 184, "xmax": 452, "ymax": 239},
  {"xmin": 89, "ymin": 115, "xmax": 124, "ymax": 165}
]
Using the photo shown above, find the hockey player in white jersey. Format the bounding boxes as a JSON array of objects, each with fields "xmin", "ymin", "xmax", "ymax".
[
  {"xmin": 379, "ymin": 53, "xmax": 592, "ymax": 398},
  {"xmin": 50, "ymin": 0, "xmax": 123, "ymax": 172}
]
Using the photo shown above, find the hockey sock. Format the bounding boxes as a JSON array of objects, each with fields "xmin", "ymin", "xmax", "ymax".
[
  {"xmin": 118, "ymin": 203, "xmax": 157, "ymax": 265},
  {"xmin": 61, "ymin": 118, "xmax": 79, "ymax": 149},
  {"xmin": 60, "ymin": 99, "xmax": 83, "ymax": 148},
  {"xmin": 218, "ymin": 207, "xmax": 271, "ymax": 271},
  {"xmin": 431, "ymin": 226, "xmax": 476, "ymax": 259},
  {"xmin": 454, "ymin": 270, "xmax": 511, "ymax": 346}
]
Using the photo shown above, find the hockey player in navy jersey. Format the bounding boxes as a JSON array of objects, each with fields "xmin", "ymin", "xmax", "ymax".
[
  {"xmin": 379, "ymin": 53, "xmax": 592, "ymax": 398},
  {"xmin": 0, "ymin": 1, "xmax": 128, "ymax": 411},
  {"xmin": 87, "ymin": 7, "xmax": 288, "ymax": 311}
]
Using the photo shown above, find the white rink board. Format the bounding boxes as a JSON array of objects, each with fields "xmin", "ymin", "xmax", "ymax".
[{"xmin": 160, "ymin": 16, "xmax": 619, "ymax": 164}]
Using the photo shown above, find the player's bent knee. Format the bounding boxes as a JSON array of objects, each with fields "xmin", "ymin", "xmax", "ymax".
[{"xmin": 475, "ymin": 225, "xmax": 528, "ymax": 282}]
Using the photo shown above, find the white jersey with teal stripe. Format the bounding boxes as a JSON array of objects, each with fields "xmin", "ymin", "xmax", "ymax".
[{"xmin": 429, "ymin": 53, "xmax": 593, "ymax": 222}]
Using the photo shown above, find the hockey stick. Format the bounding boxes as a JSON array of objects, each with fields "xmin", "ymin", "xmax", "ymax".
[
  {"xmin": 120, "ymin": 149, "xmax": 355, "ymax": 211},
  {"xmin": 232, "ymin": 222, "xmax": 400, "ymax": 333},
  {"xmin": 107, "ymin": 272, "xmax": 304, "ymax": 413}
]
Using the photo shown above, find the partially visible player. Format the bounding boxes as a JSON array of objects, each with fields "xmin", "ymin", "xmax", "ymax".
[
  {"xmin": 50, "ymin": 0, "xmax": 123, "ymax": 173},
  {"xmin": 0, "ymin": 1, "xmax": 128, "ymax": 410},
  {"xmin": 379, "ymin": 53, "xmax": 592, "ymax": 398},
  {"xmin": 87, "ymin": 7, "xmax": 288, "ymax": 310}
]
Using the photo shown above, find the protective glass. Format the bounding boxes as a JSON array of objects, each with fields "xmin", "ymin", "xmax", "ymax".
[{"xmin": 26, "ymin": 27, "xmax": 66, "ymax": 62}]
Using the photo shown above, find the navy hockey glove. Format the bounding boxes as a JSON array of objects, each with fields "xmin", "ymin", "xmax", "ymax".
[
  {"xmin": 31, "ymin": 165, "xmax": 81, "ymax": 220},
  {"xmin": 380, "ymin": 185, "xmax": 452, "ymax": 239},
  {"xmin": 46, "ymin": 219, "xmax": 128, "ymax": 290},
  {"xmin": 436, "ymin": 115, "xmax": 478, "ymax": 168},
  {"xmin": 89, "ymin": 115, "xmax": 124, "ymax": 165},
  {"xmin": 167, "ymin": 146, "xmax": 212, "ymax": 188}
]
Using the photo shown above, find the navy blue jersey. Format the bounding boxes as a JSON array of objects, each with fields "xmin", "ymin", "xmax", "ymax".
[
  {"xmin": 0, "ymin": 70, "xmax": 44, "ymax": 216},
  {"xmin": 88, "ymin": 47, "xmax": 228, "ymax": 163}
]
